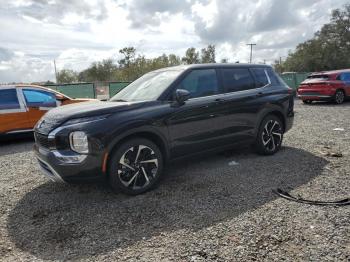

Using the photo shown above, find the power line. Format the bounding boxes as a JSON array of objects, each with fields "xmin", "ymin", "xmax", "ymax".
[{"xmin": 246, "ymin": 43, "xmax": 256, "ymax": 64}]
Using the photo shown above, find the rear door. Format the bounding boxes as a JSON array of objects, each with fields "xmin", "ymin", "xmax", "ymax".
[
  {"xmin": 214, "ymin": 67, "xmax": 263, "ymax": 143},
  {"xmin": 21, "ymin": 88, "xmax": 58, "ymax": 127},
  {"xmin": 0, "ymin": 88, "xmax": 30, "ymax": 134}
]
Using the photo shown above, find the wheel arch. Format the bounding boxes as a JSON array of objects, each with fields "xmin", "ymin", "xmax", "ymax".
[
  {"xmin": 255, "ymin": 106, "xmax": 286, "ymax": 135},
  {"xmin": 104, "ymin": 127, "xmax": 170, "ymax": 176}
]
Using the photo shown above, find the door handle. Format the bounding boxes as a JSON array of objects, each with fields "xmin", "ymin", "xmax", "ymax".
[{"xmin": 256, "ymin": 92, "xmax": 264, "ymax": 97}]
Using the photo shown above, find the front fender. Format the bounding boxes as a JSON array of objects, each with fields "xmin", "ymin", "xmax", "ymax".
[{"xmin": 105, "ymin": 119, "xmax": 170, "ymax": 159}]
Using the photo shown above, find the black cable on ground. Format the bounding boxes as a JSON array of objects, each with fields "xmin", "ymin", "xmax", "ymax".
[{"xmin": 272, "ymin": 188, "xmax": 350, "ymax": 206}]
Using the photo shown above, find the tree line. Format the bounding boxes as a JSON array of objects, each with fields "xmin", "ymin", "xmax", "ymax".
[
  {"xmin": 57, "ymin": 45, "xmax": 220, "ymax": 83},
  {"xmin": 275, "ymin": 4, "xmax": 350, "ymax": 73}
]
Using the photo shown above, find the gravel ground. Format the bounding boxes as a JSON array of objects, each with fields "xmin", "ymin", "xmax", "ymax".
[{"xmin": 0, "ymin": 100, "xmax": 349, "ymax": 262}]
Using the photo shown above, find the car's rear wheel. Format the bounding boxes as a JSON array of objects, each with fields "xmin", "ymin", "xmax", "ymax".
[
  {"xmin": 108, "ymin": 138, "xmax": 163, "ymax": 195},
  {"xmin": 255, "ymin": 115, "xmax": 284, "ymax": 155},
  {"xmin": 334, "ymin": 90, "xmax": 345, "ymax": 104},
  {"xmin": 302, "ymin": 100, "xmax": 312, "ymax": 104}
]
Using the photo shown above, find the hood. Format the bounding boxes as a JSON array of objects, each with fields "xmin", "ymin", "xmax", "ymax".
[{"xmin": 36, "ymin": 100, "xmax": 149, "ymax": 134}]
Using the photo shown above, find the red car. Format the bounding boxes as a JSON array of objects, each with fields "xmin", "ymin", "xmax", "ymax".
[{"xmin": 297, "ymin": 69, "xmax": 350, "ymax": 104}]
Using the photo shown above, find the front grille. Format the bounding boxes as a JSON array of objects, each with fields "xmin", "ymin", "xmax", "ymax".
[{"xmin": 35, "ymin": 132, "xmax": 55, "ymax": 149}]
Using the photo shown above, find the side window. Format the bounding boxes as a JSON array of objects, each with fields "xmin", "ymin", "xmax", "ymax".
[
  {"xmin": 266, "ymin": 68, "xmax": 281, "ymax": 86},
  {"xmin": 177, "ymin": 69, "xmax": 219, "ymax": 99},
  {"xmin": 0, "ymin": 89, "xmax": 20, "ymax": 110},
  {"xmin": 340, "ymin": 73, "xmax": 350, "ymax": 82},
  {"xmin": 252, "ymin": 68, "xmax": 269, "ymax": 87},
  {"xmin": 23, "ymin": 89, "xmax": 56, "ymax": 107},
  {"xmin": 221, "ymin": 68, "xmax": 255, "ymax": 92}
]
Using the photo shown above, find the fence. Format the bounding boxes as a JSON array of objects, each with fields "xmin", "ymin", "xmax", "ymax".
[
  {"xmin": 109, "ymin": 82, "xmax": 130, "ymax": 97},
  {"xmin": 279, "ymin": 72, "xmax": 310, "ymax": 90},
  {"xmin": 44, "ymin": 82, "xmax": 131, "ymax": 99},
  {"xmin": 44, "ymin": 83, "xmax": 95, "ymax": 98}
]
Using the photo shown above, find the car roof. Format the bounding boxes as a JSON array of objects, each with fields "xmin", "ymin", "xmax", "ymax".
[
  {"xmin": 311, "ymin": 69, "xmax": 350, "ymax": 75},
  {"xmin": 152, "ymin": 63, "xmax": 272, "ymax": 73}
]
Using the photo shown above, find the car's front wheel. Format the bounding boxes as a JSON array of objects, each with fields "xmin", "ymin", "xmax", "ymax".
[
  {"xmin": 255, "ymin": 115, "xmax": 284, "ymax": 155},
  {"xmin": 108, "ymin": 138, "xmax": 163, "ymax": 195}
]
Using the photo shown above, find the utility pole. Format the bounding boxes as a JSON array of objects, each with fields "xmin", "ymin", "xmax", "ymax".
[
  {"xmin": 279, "ymin": 57, "xmax": 283, "ymax": 73},
  {"xmin": 54, "ymin": 60, "xmax": 58, "ymax": 83},
  {"xmin": 246, "ymin": 43, "xmax": 256, "ymax": 64}
]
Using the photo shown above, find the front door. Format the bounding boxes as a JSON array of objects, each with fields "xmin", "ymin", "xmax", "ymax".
[
  {"xmin": 166, "ymin": 68, "xmax": 226, "ymax": 157},
  {"xmin": 21, "ymin": 88, "xmax": 58, "ymax": 128}
]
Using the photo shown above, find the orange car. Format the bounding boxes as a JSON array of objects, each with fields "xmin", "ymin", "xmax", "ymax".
[{"xmin": 0, "ymin": 85, "xmax": 94, "ymax": 134}]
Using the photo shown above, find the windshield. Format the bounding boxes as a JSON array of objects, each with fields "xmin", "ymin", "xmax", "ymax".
[{"xmin": 110, "ymin": 69, "xmax": 183, "ymax": 102}]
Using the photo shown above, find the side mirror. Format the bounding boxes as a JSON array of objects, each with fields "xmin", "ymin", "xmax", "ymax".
[
  {"xmin": 55, "ymin": 94, "xmax": 66, "ymax": 101},
  {"xmin": 174, "ymin": 89, "xmax": 190, "ymax": 104}
]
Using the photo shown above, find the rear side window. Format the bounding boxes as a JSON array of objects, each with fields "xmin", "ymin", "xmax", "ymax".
[
  {"xmin": 308, "ymin": 74, "xmax": 329, "ymax": 80},
  {"xmin": 339, "ymin": 72, "xmax": 350, "ymax": 81},
  {"xmin": 251, "ymin": 68, "xmax": 269, "ymax": 87},
  {"xmin": 221, "ymin": 68, "xmax": 255, "ymax": 92},
  {"xmin": 266, "ymin": 68, "xmax": 281, "ymax": 86},
  {"xmin": 0, "ymin": 89, "xmax": 20, "ymax": 110},
  {"xmin": 177, "ymin": 69, "xmax": 219, "ymax": 98},
  {"xmin": 23, "ymin": 89, "xmax": 57, "ymax": 107}
]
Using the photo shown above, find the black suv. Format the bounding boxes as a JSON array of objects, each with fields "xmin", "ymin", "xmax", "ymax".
[{"xmin": 34, "ymin": 64, "xmax": 294, "ymax": 195}]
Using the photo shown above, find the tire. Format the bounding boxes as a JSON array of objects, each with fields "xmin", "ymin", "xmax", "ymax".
[
  {"xmin": 255, "ymin": 115, "xmax": 284, "ymax": 155},
  {"xmin": 334, "ymin": 90, "xmax": 345, "ymax": 104},
  {"xmin": 302, "ymin": 100, "xmax": 312, "ymax": 104},
  {"xmin": 108, "ymin": 138, "xmax": 163, "ymax": 195}
]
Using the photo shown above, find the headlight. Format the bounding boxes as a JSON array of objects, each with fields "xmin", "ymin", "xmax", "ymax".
[{"xmin": 69, "ymin": 131, "xmax": 89, "ymax": 154}]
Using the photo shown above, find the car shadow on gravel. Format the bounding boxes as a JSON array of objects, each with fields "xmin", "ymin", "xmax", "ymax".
[{"xmin": 7, "ymin": 146, "xmax": 328, "ymax": 260}]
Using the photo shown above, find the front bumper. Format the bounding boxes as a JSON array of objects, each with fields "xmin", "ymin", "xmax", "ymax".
[{"xmin": 34, "ymin": 144, "xmax": 105, "ymax": 183}]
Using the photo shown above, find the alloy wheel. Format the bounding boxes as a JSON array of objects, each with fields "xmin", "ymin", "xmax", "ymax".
[
  {"xmin": 335, "ymin": 91, "xmax": 344, "ymax": 104},
  {"xmin": 118, "ymin": 145, "xmax": 158, "ymax": 190},
  {"xmin": 261, "ymin": 120, "xmax": 283, "ymax": 152}
]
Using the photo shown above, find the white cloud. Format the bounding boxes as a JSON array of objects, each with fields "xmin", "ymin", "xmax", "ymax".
[{"xmin": 0, "ymin": 0, "xmax": 348, "ymax": 82}]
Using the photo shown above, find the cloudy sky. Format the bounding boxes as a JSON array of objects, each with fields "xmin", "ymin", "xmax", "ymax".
[{"xmin": 0, "ymin": 0, "xmax": 348, "ymax": 83}]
